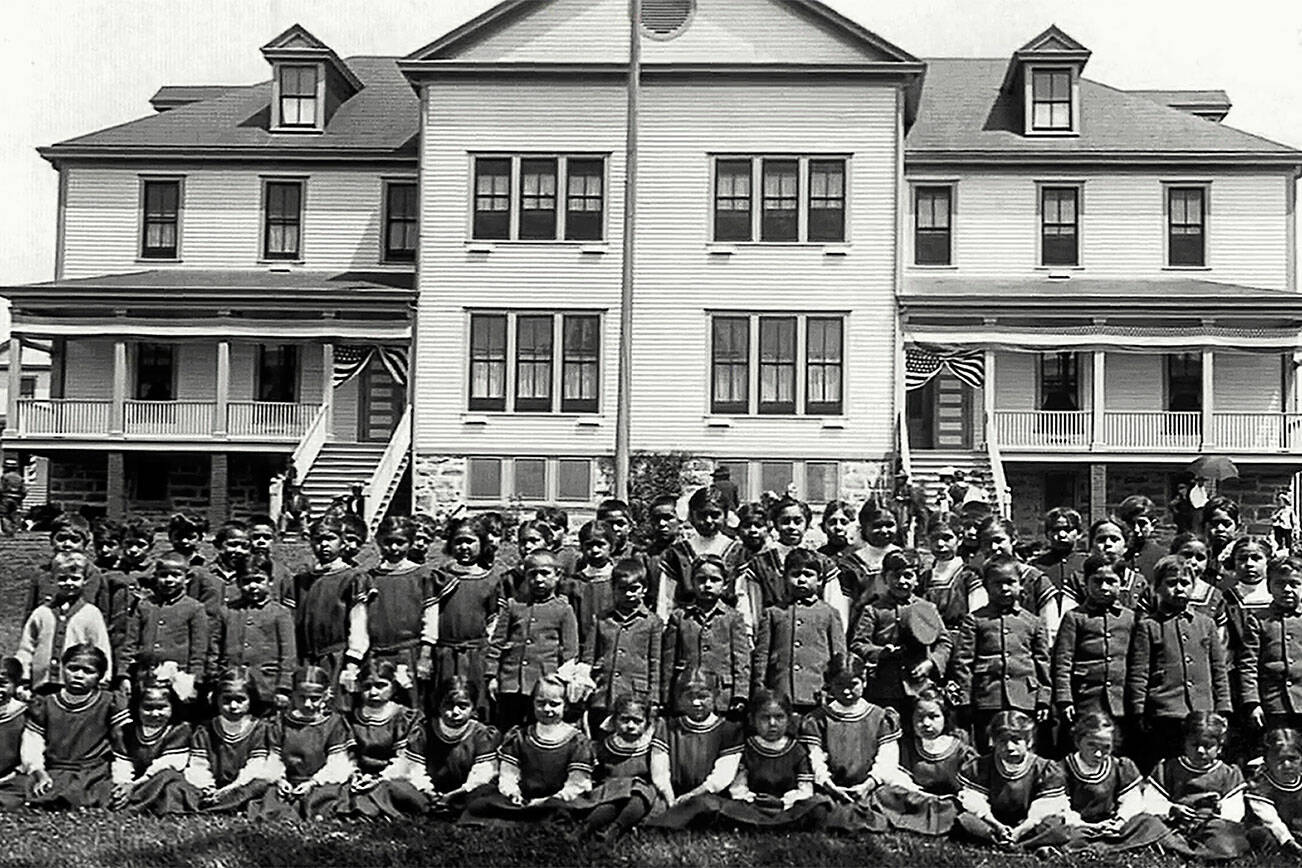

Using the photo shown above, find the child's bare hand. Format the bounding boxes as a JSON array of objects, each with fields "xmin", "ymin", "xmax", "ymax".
[
  {"xmin": 1250, "ymin": 706, "xmax": 1266, "ymax": 728},
  {"xmin": 1169, "ymin": 804, "xmax": 1197, "ymax": 824},
  {"xmin": 276, "ymin": 778, "xmax": 294, "ymax": 797},
  {"xmin": 291, "ymin": 781, "xmax": 313, "ymax": 798},
  {"xmin": 29, "ymin": 770, "xmax": 52, "ymax": 797},
  {"xmin": 780, "ymin": 792, "xmax": 803, "ymax": 810},
  {"xmin": 826, "ymin": 783, "xmax": 854, "ymax": 803},
  {"xmin": 989, "ymin": 820, "xmax": 1014, "ymax": 844},
  {"xmin": 350, "ymin": 773, "xmax": 378, "ymax": 793},
  {"xmin": 1034, "ymin": 705, "xmax": 1050, "ymax": 723},
  {"xmin": 909, "ymin": 660, "xmax": 935, "ymax": 680},
  {"xmin": 109, "ymin": 782, "xmax": 132, "ymax": 809},
  {"xmin": 486, "ymin": 677, "xmax": 499, "ymax": 701},
  {"xmin": 505, "ymin": 790, "xmax": 524, "ymax": 806}
]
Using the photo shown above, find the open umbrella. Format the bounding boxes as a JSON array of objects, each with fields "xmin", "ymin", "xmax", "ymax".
[{"xmin": 1188, "ymin": 455, "xmax": 1239, "ymax": 481}]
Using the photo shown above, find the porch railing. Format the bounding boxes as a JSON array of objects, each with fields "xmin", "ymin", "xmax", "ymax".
[
  {"xmin": 16, "ymin": 399, "xmax": 112, "ymax": 436},
  {"xmin": 1214, "ymin": 412, "xmax": 1302, "ymax": 452},
  {"xmin": 1101, "ymin": 411, "xmax": 1201, "ymax": 450},
  {"xmin": 227, "ymin": 402, "xmax": 320, "ymax": 439},
  {"xmin": 123, "ymin": 400, "xmax": 216, "ymax": 437},
  {"xmin": 993, "ymin": 410, "xmax": 1091, "ymax": 449}
]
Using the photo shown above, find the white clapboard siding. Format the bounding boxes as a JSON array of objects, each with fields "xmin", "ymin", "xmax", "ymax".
[
  {"xmin": 333, "ymin": 374, "xmax": 360, "ymax": 442},
  {"xmin": 1103, "ymin": 353, "xmax": 1164, "ymax": 410},
  {"xmin": 300, "ymin": 344, "xmax": 325, "ymax": 405},
  {"xmin": 175, "ymin": 343, "xmax": 217, "ymax": 399},
  {"xmin": 62, "ymin": 167, "xmax": 418, "ymax": 277},
  {"xmin": 229, "ymin": 343, "xmax": 257, "ymax": 401},
  {"xmin": 905, "ymin": 172, "xmax": 1291, "ymax": 290},
  {"xmin": 62, "ymin": 341, "xmax": 115, "ymax": 400},
  {"xmin": 449, "ymin": 0, "xmax": 883, "ymax": 65},
  {"xmin": 1213, "ymin": 353, "xmax": 1283, "ymax": 412},
  {"xmin": 992, "ymin": 352, "xmax": 1037, "ymax": 410},
  {"xmin": 415, "ymin": 80, "xmax": 899, "ymax": 460}
]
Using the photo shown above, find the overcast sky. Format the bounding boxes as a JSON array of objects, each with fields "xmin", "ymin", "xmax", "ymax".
[{"xmin": 1, "ymin": 0, "xmax": 1299, "ymax": 288}]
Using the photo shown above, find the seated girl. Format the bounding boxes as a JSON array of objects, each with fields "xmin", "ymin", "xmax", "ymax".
[
  {"xmin": 184, "ymin": 666, "xmax": 277, "ymax": 813},
  {"xmin": 1023, "ymin": 710, "xmax": 1169, "ymax": 853},
  {"xmin": 249, "ymin": 665, "xmax": 355, "ymax": 821},
  {"xmin": 713, "ymin": 689, "xmax": 830, "ymax": 830},
  {"xmin": 22, "ymin": 643, "xmax": 129, "ymax": 809},
  {"xmin": 462, "ymin": 674, "xmax": 594, "ymax": 825},
  {"xmin": 0, "ymin": 658, "xmax": 29, "ymax": 810},
  {"xmin": 874, "ymin": 686, "xmax": 975, "ymax": 837},
  {"xmin": 1143, "ymin": 711, "xmax": 1250, "ymax": 861},
  {"xmin": 798, "ymin": 656, "xmax": 908, "ymax": 833},
  {"xmin": 338, "ymin": 660, "xmax": 426, "ymax": 819},
  {"xmin": 572, "ymin": 694, "xmax": 659, "ymax": 841},
  {"xmin": 1246, "ymin": 727, "xmax": 1302, "ymax": 855},
  {"xmin": 644, "ymin": 672, "xmax": 744, "ymax": 829},
  {"xmin": 403, "ymin": 676, "xmax": 499, "ymax": 814},
  {"xmin": 955, "ymin": 710, "xmax": 1069, "ymax": 849},
  {"xmin": 110, "ymin": 680, "xmax": 198, "ymax": 813}
]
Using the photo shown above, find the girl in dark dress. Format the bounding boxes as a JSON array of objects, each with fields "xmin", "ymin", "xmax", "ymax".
[
  {"xmin": 111, "ymin": 682, "xmax": 198, "ymax": 814},
  {"xmin": 1246, "ymin": 727, "xmax": 1302, "ymax": 854},
  {"xmin": 645, "ymin": 672, "xmax": 744, "ymax": 828},
  {"xmin": 0, "ymin": 657, "xmax": 29, "ymax": 810},
  {"xmin": 338, "ymin": 660, "xmax": 426, "ymax": 819},
  {"xmin": 405, "ymin": 676, "xmax": 499, "ymax": 813},
  {"xmin": 185, "ymin": 666, "xmax": 276, "ymax": 812},
  {"xmin": 432, "ymin": 517, "xmax": 506, "ymax": 716},
  {"xmin": 572, "ymin": 694, "xmax": 659, "ymax": 840},
  {"xmin": 874, "ymin": 685, "xmax": 974, "ymax": 836}
]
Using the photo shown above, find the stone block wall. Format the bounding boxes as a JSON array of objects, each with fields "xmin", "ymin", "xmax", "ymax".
[
  {"xmin": 1218, "ymin": 467, "xmax": 1295, "ymax": 537},
  {"xmin": 47, "ymin": 452, "xmax": 108, "ymax": 512}
]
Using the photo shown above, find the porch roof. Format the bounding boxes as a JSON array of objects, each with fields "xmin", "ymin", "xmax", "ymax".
[
  {"xmin": 900, "ymin": 276, "xmax": 1302, "ymax": 352},
  {"xmin": 2, "ymin": 269, "xmax": 416, "ymax": 318}
]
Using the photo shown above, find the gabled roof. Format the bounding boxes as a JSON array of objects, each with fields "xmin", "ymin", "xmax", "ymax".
[
  {"xmin": 1015, "ymin": 24, "xmax": 1090, "ymax": 59},
  {"xmin": 41, "ymin": 57, "xmax": 417, "ymax": 162},
  {"xmin": 405, "ymin": 0, "xmax": 920, "ymax": 65},
  {"xmin": 908, "ymin": 58, "xmax": 1301, "ymax": 163},
  {"xmin": 261, "ymin": 24, "xmax": 363, "ymax": 92}
]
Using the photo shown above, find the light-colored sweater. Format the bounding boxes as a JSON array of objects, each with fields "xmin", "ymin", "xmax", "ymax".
[{"xmin": 16, "ymin": 599, "xmax": 112, "ymax": 688}]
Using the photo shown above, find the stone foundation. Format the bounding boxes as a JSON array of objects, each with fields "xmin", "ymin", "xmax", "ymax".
[
  {"xmin": 47, "ymin": 452, "xmax": 108, "ymax": 513},
  {"xmin": 412, "ymin": 454, "xmax": 467, "ymax": 518}
]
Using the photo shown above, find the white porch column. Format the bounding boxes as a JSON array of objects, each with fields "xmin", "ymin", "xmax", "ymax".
[
  {"xmin": 5, "ymin": 337, "xmax": 21, "ymax": 437},
  {"xmin": 110, "ymin": 340, "xmax": 127, "ymax": 436},
  {"xmin": 1201, "ymin": 348, "xmax": 1215, "ymax": 450},
  {"xmin": 982, "ymin": 349, "xmax": 995, "ymax": 447},
  {"xmin": 214, "ymin": 340, "xmax": 230, "ymax": 437},
  {"xmin": 1091, "ymin": 350, "xmax": 1105, "ymax": 450},
  {"xmin": 322, "ymin": 342, "xmax": 335, "ymax": 440}
]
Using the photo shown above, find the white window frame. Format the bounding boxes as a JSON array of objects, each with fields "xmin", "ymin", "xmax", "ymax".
[
  {"xmin": 1024, "ymin": 65, "xmax": 1080, "ymax": 136},
  {"xmin": 271, "ymin": 62, "xmax": 325, "ymax": 132},
  {"xmin": 137, "ymin": 174, "xmax": 185, "ymax": 262},
  {"xmin": 705, "ymin": 311, "xmax": 847, "ymax": 418},
  {"xmin": 708, "ymin": 155, "xmax": 851, "ymax": 245},
  {"xmin": 466, "ymin": 154, "xmax": 610, "ymax": 243},
  {"xmin": 714, "ymin": 458, "xmax": 841, "ymax": 505},
  {"xmin": 1035, "ymin": 180, "xmax": 1085, "ymax": 269},
  {"xmin": 464, "ymin": 456, "xmax": 597, "ymax": 506},
  {"xmin": 464, "ymin": 309, "xmax": 605, "ymax": 416},
  {"xmin": 381, "ymin": 177, "xmax": 420, "ymax": 264},
  {"xmin": 908, "ymin": 180, "xmax": 958, "ymax": 268},
  {"xmin": 1162, "ymin": 180, "xmax": 1212, "ymax": 270},
  {"xmin": 259, "ymin": 176, "xmax": 308, "ymax": 263}
]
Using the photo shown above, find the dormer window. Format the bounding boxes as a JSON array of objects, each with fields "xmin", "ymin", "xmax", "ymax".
[
  {"xmin": 277, "ymin": 64, "xmax": 320, "ymax": 128},
  {"xmin": 1031, "ymin": 69, "xmax": 1073, "ymax": 131}
]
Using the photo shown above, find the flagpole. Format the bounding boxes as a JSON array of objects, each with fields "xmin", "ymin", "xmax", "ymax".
[{"xmin": 614, "ymin": 0, "xmax": 640, "ymax": 501}]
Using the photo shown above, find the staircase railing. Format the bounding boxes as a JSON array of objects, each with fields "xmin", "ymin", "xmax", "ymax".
[
  {"xmin": 363, "ymin": 405, "xmax": 412, "ymax": 532},
  {"xmin": 270, "ymin": 404, "xmax": 330, "ymax": 523},
  {"xmin": 984, "ymin": 410, "xmax": 1012, "ymax": 519}
]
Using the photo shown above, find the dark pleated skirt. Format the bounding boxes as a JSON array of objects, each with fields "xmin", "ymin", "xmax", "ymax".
[
  {"xmin": 1024, "ymin": 814, "xmax": 1172, "ymax": 853},
  {"xmin": 337, "ymin": 779, "xmax": 429, "ymax": 819},
  {"xmin": 1159, "ymin": 817, "xmax": 1251, "ymax": 862},
  {"xmin": 711, "ymin": 793, "xmax": 832, "ymax": 830},
  {"xmin": 203, "ymin": 779, "xmax": 273, "ymax": 813},
  {"xmin": 247, "ymin": 781, "xmax": 347, "ymax": 821},
  {"xmin": 28, "ymin": 763, "xmax": 112, "ymax": 809},
  {"xmin": 459, "ymin": 790, "xmax": 582, "ymax": 827},
  {"xmin": 126, "ymin": 768, "xmax": 204, "ymax": 814},
  {"xmin": 0, "ymin": 773, "xmax": 30, "ymax": 811},
  {"xmin": 872, "ymin": 785, "xmax": 960, "ymax": 836}
]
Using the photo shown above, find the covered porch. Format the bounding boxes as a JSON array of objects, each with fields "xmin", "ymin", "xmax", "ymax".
[{"xmin": 899, "ymin": 276, "xmax": 1302, "ymax": 459}]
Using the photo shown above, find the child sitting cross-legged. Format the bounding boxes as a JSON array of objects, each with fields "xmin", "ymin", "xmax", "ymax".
[
  {"xmin": 461, "ymin": 674, "xmax": 595, "ymax": 825},
  {"xmin": 1245, "ymin": 726, "xmax": 1302, "ymax": 855},
  {"xmin": 0, "ymin": 657, "xmax": 29, "ymax": 810},
  {"xmin": 402, "ymin": 676, "xmax": 500, "ymax": 815},
  {"xmin": 955, "ymin": 710, "xmax": 1069, "ymax": 851},
  {"xmin": 184, "ymin": 666, "xmax": 277, "ymax": 813},
  {"xmin": 1143, "ymin": 711, "xmax": 1250, "ymax": 860},
  {"xmin": 1036, "ymin": 710, "xmax": 1170, "ymax": 853},
  {"xmin": 798, "ymin": 655, "xmax": 910, "ymax": 833},
  {"xmin": 110, "ymin": 679, "xmax": 198, "ymax": 814},
  {"xmin": 337, "ymin": 659, "xmax": 426, "ymax": 819},
  {"xmin": 571, "ymin": 694, "xmax": 660, "ymax": 841}
]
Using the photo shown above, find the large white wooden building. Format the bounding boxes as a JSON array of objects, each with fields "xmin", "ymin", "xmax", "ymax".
[{"xmin": 5, "ymin": 0, "xmax": 1302, "ymax": 536}]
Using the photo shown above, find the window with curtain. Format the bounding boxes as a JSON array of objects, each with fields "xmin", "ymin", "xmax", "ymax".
[
  {"xmin": 1168, "ymin": 187, "xmax": 1206, "ymax": 267},
  {"xmin": 565, "ymin": 159, "xmax": 604, "ymax": 241},
  {"xmin": 562, "ymin": 315, "xmax": 599, "ymax": 413},
  {"xmin": 805, "ymin": 317, "xmax": 843, "ymax": 415},
  {"xmin": 384, "ymin": 182, "xmax": 418, "ymax": 262},
  {"xmin": 468, "ymin": 314, "xmax": 508, "ymax": 411},
  {"xmin": 914, "ymin": 186, "xmax": 952, "ymax": 265},
  {"xmin": 472, "ymin": 158, "xmax": 512, "ymax": 240},
  {"xmin": 761, "ymin": 159, "xmax": 799, "ymax": 242},
  {"xmin": 519, "ymin": 158, "xmax": 558, "ymax": 240},
  {"xmin": 758, "ymin": 316, "xmax": 797, "ymax": 415},
  {"xmin": 807, "ymin": 160, "xmax": 845, "ymax": 243},
  {"xmin": 514, "ymin": 315, "xmax": 554, "ymax": 411},
  {"xmin": 141, "ymin": 179, "xmax": 180, "ymax": 259},
  {"xmin": 1041, "ymin": 186, "xmax": 1079, "ymax": 266},
  {"xmin": 714, "ymin": 160, "xmax": 753, "ymax": 242},
  {"xmin": 263, "ymin": 181, "xmax": 303, "ymax": 260}
]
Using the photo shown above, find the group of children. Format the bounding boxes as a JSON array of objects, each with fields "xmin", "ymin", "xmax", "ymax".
[{"xmin": 3, "ymin": 489, "xmax": 1302, "ymax": 858}]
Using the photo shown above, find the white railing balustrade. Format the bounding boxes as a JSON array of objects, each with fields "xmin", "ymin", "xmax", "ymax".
[
  {"xmin": 123, "ymin": 400, "xmax": 215, "ymax": 437},
  {"xmin": 364, "ymin": 406, "xmax": 412, "ymax": 532},
  {"xmin": 227, "ymin": 402, "xmax": 320, "ymax": 439},
  {"xmin": 1213, "ymin": 412, "xmax": 1302, "ymax": 452},
  {"xmin": 17, "ymin": 399, "xmax": 112, "ymax": 436},
  {"xmin": 993, "ymin": 410, "xmax": 1090, "ymax": 449},
  {"xmin": 1102, "ymin": 411, "xmax": 1201, "ymax": 450}
]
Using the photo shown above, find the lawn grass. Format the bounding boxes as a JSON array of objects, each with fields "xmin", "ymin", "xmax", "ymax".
[{"xmin": 0, "ymin": 534, "xmax": 1290, "ymax": 866}]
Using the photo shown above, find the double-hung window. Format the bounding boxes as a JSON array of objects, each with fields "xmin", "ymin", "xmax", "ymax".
[
  {"xmin": 712, "ymin": 156, "xmax": 847, "ymax": 243},
  {"xmin": 383, "ymin": 182, "xmax": 418, "ymax": 262},
  {"xmin": 263, "ymin": 180, "xmax": 304, "ymax": 260},
  {"xmin": 277, "ymin": 65, "xmax": 320, "ymax": 129},
  {"xmin": 140, "ymin": 178, "xmax": 181, "ymax": 260},
  {"xmin": 471, "ymin": 155, "xmax": 606, "ymax": 241},
  {"xmin": 710, "ymin": 313, "xmax": 844, "ymax": 416},
  {"xmin": 914, "ymin": 185, "xmax": 952, "ymax": 265},
  {"xmin": 467, "ymin": 312, "xmax": 602, "ymax": 413},
  {"xmin": 1031, "ymin": 69, "xmax": 1073, "ymax": 131},
  {"xmin": 1040, "ymin": 185, "xmax": 1079, "ymax": 266},
  {"xmin": 1167, "ymin": 186, "xmax": 1206, "ymax": 267},
  {"xmin": 466, "ymin": 456, "xmax": 596, "ymax": 504}
]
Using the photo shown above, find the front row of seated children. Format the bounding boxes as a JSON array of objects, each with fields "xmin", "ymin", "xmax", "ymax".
[{"xmin": 10, "ymin": 641, "xmax": 1302, "ymax": 859}]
